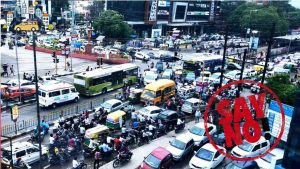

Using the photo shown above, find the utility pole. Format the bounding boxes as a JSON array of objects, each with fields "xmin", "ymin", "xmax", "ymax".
[
  {"xmin": 32, "ymin": 31, "xmax": 42, "ymax": 168},
  {"xmin": 15, "ymin": 33, "xmax": 22, "ymax": 103},
  {"xmin": 261, "ymin": 23, "xmax": 275, "ymax": 85},
  {"xmin": 219, "ymin": 25, "xmax": 228, "ymax": 88},
  {"xmin": 70, "ymin": 0, "xmax": 75, "ymax": 72},
  {"xmin": 236, "ymin": 49, "xmax": 247, "ymax": 98}
]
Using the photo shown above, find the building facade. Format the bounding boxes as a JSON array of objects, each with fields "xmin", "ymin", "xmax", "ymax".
[{"xmin": 107, "ymin": 0, "xmax": 220, "ymax": 38}]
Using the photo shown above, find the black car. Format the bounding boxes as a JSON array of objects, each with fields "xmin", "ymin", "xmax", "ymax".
[
  {"xmin": 160, "ymin": 54, "xmax": 176, "ymax": 62},
  {"xmin": 157, "ymin": 110, "xmax": 185, "ymax": 130}
]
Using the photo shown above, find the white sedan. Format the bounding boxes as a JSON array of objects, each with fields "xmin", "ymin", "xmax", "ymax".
[
  {"xmin": 135, "ymin": 52, "xmax": 149, "ymax": 60},
  {"xmin": 187, "ymin": 122, "xmax": 216, "ymax": 147},
  {"xmin": 189, "ymin": 143, "xmax": 225, "ymax": 169},
  {"xmin": 255, "ymin": 148, "xmax": 284, "ymax": 169}
]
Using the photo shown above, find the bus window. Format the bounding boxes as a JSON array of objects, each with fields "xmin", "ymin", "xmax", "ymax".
[
  {"xmin": 49, "ymin": 91, "xmax": 60, "ymax": 97},
  {"xmin": 156, "ymin": 90, "xmax": 162, "ymax": 97}
]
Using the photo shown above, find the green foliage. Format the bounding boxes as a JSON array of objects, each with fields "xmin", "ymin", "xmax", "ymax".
[
  {"xmin": 266, "ymin": 74, "xmax": 297, "ymax": 106},
  {"xmin": 51, "ymin": 0, "xmax": 69, "ymax": 22},
  {"xmin": 227, "ymin": 4, "xmax": 288, "ymax": 37},
  {"xmin": 93, "ymin": 10, "xmax": 135, "ymax": 42}
]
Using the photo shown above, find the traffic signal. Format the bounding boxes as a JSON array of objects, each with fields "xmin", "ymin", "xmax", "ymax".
[
  {"xmin": 100, "ymin": 58, "xmax": 103, "ymax": 65},
  {"xmin": 97, "ymin": 59, "xmax": 100, "ymax": 66},
  {"xmin": 53, "ymin": 58, "xmax": 59, "ymax": 63},
  {"xmin": 52, "ymin": 51, "xmax": 56, "ymax": 58}
]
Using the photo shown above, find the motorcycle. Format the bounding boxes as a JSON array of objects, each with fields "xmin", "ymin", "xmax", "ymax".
[
  {"xmin": 113, "ymin": 152, "xmax": 132, "ymax": 168},
  {"xmin": 48, "ymin": 154, "xmax": 63, "ymax": 166},
  {"xmin": 83, "ymin": 147, "xmax": 95, "ymax": 158},
  {"xmin": 174, "ymin": 123, "xmax": 185, "ymax": 133},
  {"xmin": 27, "ymin": 132, "xmax": 44, "ymax": 143},
  {"xmin": 153, "ymin": 126, "xmax": 167, "ymax": 139},
  {"xmin": 60, "ymin": 148, "xmax": 71, "ymax": 162}
]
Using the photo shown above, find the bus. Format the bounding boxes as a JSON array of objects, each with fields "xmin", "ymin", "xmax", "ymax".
[
  {"xmin": 182, "ymin": 53, "xmax": 223, "ymax": 74},
  {"xmin": 74, "ymin": 63, "xmax": 139, "ymax": 96},
  {"xmin": 38, "ymin": 81, "xmax": 79, "ymax": 108}
]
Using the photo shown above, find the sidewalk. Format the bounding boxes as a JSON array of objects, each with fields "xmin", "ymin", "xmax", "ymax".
[{"xmin": 100, "ymin": 120, "xmax": 198, "ymax": 169}]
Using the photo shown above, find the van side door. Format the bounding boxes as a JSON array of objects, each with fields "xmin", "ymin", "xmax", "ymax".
[{"xmin": 61, "ymin": 89, "xmax": 70, "ymax": 102}]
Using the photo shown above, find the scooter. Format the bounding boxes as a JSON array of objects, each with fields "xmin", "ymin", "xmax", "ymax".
[
  {"xmin": 174, "ymin": 123, "xmax": 185, "ymax": 133},
  {"xmin": 113, "ymin": 152, "xmax": 133, "ymax": 168}
]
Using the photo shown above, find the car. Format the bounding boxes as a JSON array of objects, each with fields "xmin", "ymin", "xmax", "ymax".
[
  {"xmin": 138, "ymin": 106, "xmax": 163, "ymax": 120},
  {"xmin": 140, "ymin": 147, "xmax": 173, "ymax": 169},
  {"xmin": 185, "ymin": 72, "xmax": 196, "ymax": 83},
  {"xmin": 100, "ymin": 99, "xmax": 124, "ymax": 113},
  {"xmin": 163, "ymin": 69, "xmax": 175, "ymax": 79},
  {"xmin": 1, "ymin": 142, "xmax": 48, "ymax": 166},
  {"xmin": 224, "ymin": 160, "xmax": 260, "ymax": 169},
  {"xmin": 160, "ymin": 54, "xmax": 176, "ymax": 62},
  {"xmin": 147, "ymin": 52, "xmax": 160, "ymax": 59},
  {"xmin": 227, "ymin": 62, "xmax": 242, "ymax": 70},
  {"xmin": 157, "ymin": 110, "xmax": 185, "ymax": 130},
  {"xmin": 181, "ymin": 98, "xmax": 206, "ymax": 114},
  {"xmin": 243, "ymin": 76, "xmax": 261, "ymax": 88},
  {"xmin": 255, "ymin": 148, "xmax": 284, "ymax": 169},
  {"xmin": 109, "ymin": 48, "xmax": 120, "ymax": 55},
  {"xmin": 156, "ymin": 61, "xmax": 164, "ymax": 73},
  {"xmin": 250, "ymin": 84, "xmax": 261, "ymax": 93},
  {"xmin": 187, "ymin": 122, "xmax": 217, "ymax": 147},
  {"xmin": 38, "ymin": 76, "xmax": 56, "ymax": 84},
  {"xmin": 144, "ymin": 71, "xmax": 158, "ymax": 85},
  {"xmin": 3, "ymin": 86, "xmax": 36, "ymax": 101},
  {"xmin": 166, "ymin": 134, "xmax": 194, "ymax": 161},
  {"xmin": 4, "ymin": 79, "xmax": 34, "ymax": 87},
  {"xmin": 177, "ymin": 86, "xmax": 195, "ymax": 100},
  {"xmin": 224, "ymin": 70, "xmax": 241, "ymax": 80},
  {"xmin": 231, "ymin": 137, "xmax": 270, "ymax": 158},
  {"xmin": 189, "ymin": 143, "xmax": 225, "ymax": 169},
  {"xmin": 209, "ymin": 72, "xmax": 221, "ymax": 85},
  {"xmin": 135, "ymin": 52, "xmax": 150, "ymax": 60},
  {"xmin": 244, "ymin": 68, "xmax": 257, "ymax": 77}
]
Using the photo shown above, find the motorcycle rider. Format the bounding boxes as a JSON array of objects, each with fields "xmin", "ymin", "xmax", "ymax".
[
  {"xmin": 148, "ymin": 123, "xmax": 156, "ymax": 136},
  {"xmin": 119, "ymin": 144, "xmax": 132, "ymax": 160},
  {"xmin": 142, "ymin": 130, "xmax": 149, "ymax": 144},
  {"xmin": 176, "ymin": 118, "xmax": 184, "ymax": 130},
  {"xmin": 41, "ymin": 120, "xmax": 49, "ymax": 134}
]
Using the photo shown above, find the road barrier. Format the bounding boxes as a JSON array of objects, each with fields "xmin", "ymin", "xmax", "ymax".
[{"xmin": 1, "ymin": 94, "xmax": 115, "ymax": 136}]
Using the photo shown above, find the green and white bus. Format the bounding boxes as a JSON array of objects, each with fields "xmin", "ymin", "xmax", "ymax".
[{"xmin": 74, "ymin": 63, "xmax": 139, "ymax": 96}]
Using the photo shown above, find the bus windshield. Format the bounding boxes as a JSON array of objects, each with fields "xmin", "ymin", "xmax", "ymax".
[{"xmin": 141, "ymin": 90, "xmax": 156, "ymax": 98}]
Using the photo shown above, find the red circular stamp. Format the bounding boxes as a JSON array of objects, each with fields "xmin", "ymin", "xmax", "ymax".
[{"xmin": 204, "ymin": 79, "xmax": 285, "ymax": 161}]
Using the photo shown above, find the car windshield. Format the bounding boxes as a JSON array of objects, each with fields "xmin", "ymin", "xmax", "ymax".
[
  {"xmin": 142, "ymin": 90, "xmax": 155, "ymax": 98},
  {"xmin": 238, "ymin": 140, "xmax": 254, "ymax": 152},
  {"xmin": 145, "ymin": 74, "xmax": 157, "ymax": 80},
  {"xmin": 2, "ymin": 149, "xmax": 12, "ymax": 160},
  {"xmin": 158, "ymin": 113, "xmax": 168, "ymax": 119},
  {"xmin": 261, "ymin": 153, "xmax": 275, "ymax": 163},
  {"xmin": 101, "ymin": 102, "xmax": 112, "ymax": 109},
  {"xmin": 211, "ymin": 74, "xmax": 220, "ymax": 79},
  {"xmin": 190, "ymin": 126, "xmax": 205, "ymax": 136},
  {"xmin": 144, "ymin": 154, "xmax": 161, "ymax": 168},
  {"xmin": 196, "ymin": 148, "xmax": 214, "ymax": 161},
  {"xmin": 170, "ymin": 139, "xmax": 186, "ymax": 150},
  {"xmin": 139, "ymin": 108, "xmax": 150, "ymax": 115}
]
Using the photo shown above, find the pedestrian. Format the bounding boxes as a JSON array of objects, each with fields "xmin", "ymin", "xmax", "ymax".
[
  {"xmin": 94, "ymin": 147, "xmax": 101, "ymax": 169},
  {"xmin": 23, "ymin": 72, "xmax": 26, "ymax": 79},
  {"xmin": 10, "ymin": 65, "xmax": 14, "ymax": 76},
  {"xmin": 195, "ymin": 109, "xmax": 201, "ymax": 123}
]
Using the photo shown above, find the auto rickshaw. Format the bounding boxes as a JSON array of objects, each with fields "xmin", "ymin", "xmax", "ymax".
[
  {"xmin": 106, "ymin": 110, "xmax": 126, "ymax": 129},
  {"xmin": 84, "ymin": 124, "xmax": 109, "ymax": 139},
  {"xmin": 128, "ymin": 88, "xmax": 143, "ymax": 104}
]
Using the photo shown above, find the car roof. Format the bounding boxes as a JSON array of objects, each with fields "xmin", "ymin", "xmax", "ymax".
[
  {"xmin": 201, "ymin": 143, "xmax": 221, "ymax": 153},
  {"xmin": 145, "ymin": 106, "xmax": 160, "ymax": 111},
  {"xmin": 175, "ymin": 134, "xmax": 193, "ymax": 143},
  {"xmin": 246, "ymin": 136, "xmax": 266, "ymax": 145},
  {"xmin": 105, "ymin": 99, "xmax": 121, "ymax": 104},
  {"xmin": 151, "ymin": 147, "xmax": 171, "ymax": 160},
  {"xmin": 186, "ymin": 98, "xmax": 200, "ymax": 103},
  {"xmin": 3, "ymin": 142, "xmax": 34, "ymax": 153}
]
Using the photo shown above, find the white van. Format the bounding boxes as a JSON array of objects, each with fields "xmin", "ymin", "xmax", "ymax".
[{"xmin": 38, "ymin": 82, "xmax": 79, "ymax": 108}]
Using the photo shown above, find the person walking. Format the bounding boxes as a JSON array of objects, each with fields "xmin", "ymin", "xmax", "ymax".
[
  {"xmin": 195, "ymin": 109, "xmax": 201, "ymax": 123},
  {"xmin": 94, "ymin": 147, "xmax": 101, "ymax": 169},
  {"xmin": 10, "ymin": 65, "xmax": 14, "ymax": 76}
]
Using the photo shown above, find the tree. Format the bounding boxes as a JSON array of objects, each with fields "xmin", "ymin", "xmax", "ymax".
[
  {"xmin": 266, "ymin": 74, "xmax": 297, "ymax": 106},
  {"xmin": 51, "ymin": 0, "xmax": 69, "ymax": 22},
  {"xmin": 227, "ymin": 4, "xmax": 288, "ymax": 38},
  {"xmin": 93, "ymin": 10, "xmax": 135, "ymax": 43},
  {"xmin": 88, "ymin": 1, "xmax": 105, "ymax": 20}
]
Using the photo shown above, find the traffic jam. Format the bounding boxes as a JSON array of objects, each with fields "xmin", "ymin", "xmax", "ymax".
[{"xmin": 1, "ymin": 33, "xmax": 298, "ymax": 169}]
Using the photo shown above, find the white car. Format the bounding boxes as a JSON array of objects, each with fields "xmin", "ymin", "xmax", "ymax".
[
  {"xmin": 209, "ymin": 72, "xmax": 221, "ymax": 84},
  {"xmin": 144, "ymin": 71, "xmax": 158, "ymax": 85},
  {"xmin": 109, "ymin": 48, "xmax": 119, "ymax": 55},
  {"xmin": 138, "ymin": 106, "xmax": 163, "ymax": 120},
  {"xmin": 135, "ymin": 52, "xmax": 149, "ymax": 60},
  {"xmin": 189, "ymin": 143, "xmax": 225, "ymax": 169},
  {"xmin": 100, "ymin": 99, "xmax": 124, "ymax": 113},
  {"xmin": 231, "ymin": 137, "xmax": 270, "ymax": 158},
  {"xmin": 166, "ymin": 134, "xmax": 194, "ymax": 161},
  {"xmin": 255, "ymin": 148, "xmax": 284, "ymax": 169},
  {"xmin": 4, "ymin": 79, "xmax": 34, "ymax": 87},
  {"xmin": 1, "ymin": 142, "xmax": 48, "ymax": 166},
  {"xmin": 224, "ymin": 70, "xmax": 241, "ymax": 80},
  {"xmin": 187, "ymin": 122, "xmax": 217, "ymax": 147},
  {"xmin": 244, "ymin": 68, "xmax": 257, "ymax": 77}
]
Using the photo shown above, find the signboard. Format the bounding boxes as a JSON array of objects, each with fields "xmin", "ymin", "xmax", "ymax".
[
  {"xmin": 187, "ymin": 11, "xmax": 209, "ymax": 16},
  {"xmin": 149, "ymin": 0, "xmax": 158, "ymax": 21},
  {"xmin": 158, "ymin": 0, "xmax": 166, "ymax": 7},
  {"xmin": 268, "ymin": 100, "xmax": 294, "ymax": 142},
  {"xmin": 151, "ymin": 29, "xmax": 162, "ymax": 38},
  {"xmin": 249, "ymin": 37, "xmax": 259, "ymax": 49},
  {"xmin": 157, "ymin": 10, "xmax": 169, "ymax": 15},
  {"xmin": 11, "ymin": 105, "xmax": 19, "ymax": 122},
  {"xmin": 28, "ymin": 6, "xmax": 34, "ymax": 14}
]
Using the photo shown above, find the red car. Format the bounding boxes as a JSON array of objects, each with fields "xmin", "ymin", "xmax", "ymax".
[
  {"xmin": 3, "ymin": 86, "xmax": 36, "ymax": 101},
  {"xmin": 140, "ymin": 147, "xmax": 173, "ymax": 169}
]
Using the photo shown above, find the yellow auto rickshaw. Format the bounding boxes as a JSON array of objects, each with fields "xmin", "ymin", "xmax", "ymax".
[
  {"xmin": 106, "ymin": 110, "xmax": 126, "ymax": 129},
  {"xmin": 253, "ymin": 65, "xmax": 264, "ymax": 73},
  {"xmin": 84, "ymin": 124, "xmax": 109, "ymax": 139}
]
